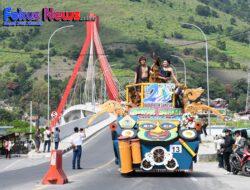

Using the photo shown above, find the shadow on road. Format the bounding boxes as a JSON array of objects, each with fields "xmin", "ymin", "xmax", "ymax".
[{"xmin": 122, "ymin": 171, "xmax": 214, "ymax": 178}]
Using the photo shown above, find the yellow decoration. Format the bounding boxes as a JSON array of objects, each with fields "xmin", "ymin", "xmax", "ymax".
[
  {"xmin": 183, "ymin": 88, "xmax": 225, "ymax": 120},
  {"xmin": 179, "ymin": 138, "xmax": 196, "ymax": 157},
  {"xmin": 119, "ymin": 115, "xmax": 136, "ymax": 129}
]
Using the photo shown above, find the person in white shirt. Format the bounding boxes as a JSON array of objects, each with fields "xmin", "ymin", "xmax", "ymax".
[
  {"xmin": 70, "ymin": 127, "xmax": 83, "ymax": 169},
  {"xmin": 43, "ymin": 127, "xmax": 51, "ymax": 153},
  {"xmin": 214, "ymin": 134, "xmax": 225, "ymax": 168}
]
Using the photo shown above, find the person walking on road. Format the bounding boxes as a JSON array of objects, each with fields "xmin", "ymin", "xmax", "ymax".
[
  {"xmin": 70, "ymin": 127, "xmax": 83, "ymax": 169},
  {"xmin": 222, "ymin": 129, "xmax": 235, "ymax": 174},
  {"xmin": 43, "ymin": 127, "xmax": 51, "ymax": 153},
  {"xmin": 54, "ymin": 127, "xmax": 60, "ymax": 150},
  {"xmin": 34, "ymin": 128, "xmax": 42, "ymax": 153}
]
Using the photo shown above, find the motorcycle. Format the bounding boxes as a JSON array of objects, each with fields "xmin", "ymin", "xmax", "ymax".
[{"xmin": 230, "ymin": 146, "xmax": 250, "ymax": 176}]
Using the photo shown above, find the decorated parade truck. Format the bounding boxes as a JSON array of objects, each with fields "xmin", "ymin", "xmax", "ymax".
[{"xmin": 105, "ymin": 82, "xmax": 224, "ymax": 174}]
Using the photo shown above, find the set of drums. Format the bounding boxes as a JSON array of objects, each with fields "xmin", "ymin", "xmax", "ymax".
[
  {"xmin": 179, "ymin": 128, "xmax": 198, "ymax": 141},
  {"xmin": 121, "ymin": 128, "xmax": 198, "ymax": 141}
]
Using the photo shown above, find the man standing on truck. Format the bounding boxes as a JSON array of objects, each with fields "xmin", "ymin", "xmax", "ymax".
[{"xmin": 134, "ymin": 56, "xmax": 151, "ymax": 83}]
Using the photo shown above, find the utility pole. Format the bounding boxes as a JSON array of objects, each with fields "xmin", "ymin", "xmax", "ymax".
[
  {"xmin": 29, "ymin": 101, "xmax": 32, "ymax": 141},
  {"xmin": 245, "ymin": 31, "xmax": 250, "ymax": 112},
  {"xmin": 245, "ymin": 70, "xmax": 250, "ymax": 112},
  {"xmin": 181, "ymin": 22, "xmax": 211, "ymax": 134},
  {"xmin": 47, "ymin": 25, "xmax": 74, "ymax": 128}
]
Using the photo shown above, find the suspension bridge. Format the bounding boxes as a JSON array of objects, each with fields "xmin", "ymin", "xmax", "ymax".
[{"xmin": 47, "ymin": 13, "xmax": 131, "ymax": 141}]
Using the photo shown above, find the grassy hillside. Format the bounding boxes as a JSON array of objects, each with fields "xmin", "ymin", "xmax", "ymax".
[
  {"xmin": 0, "ymin": 0, "xmax": 249, "ymax": 114},
  {"xmin": 1, "ymin": 0, "xmax": 249, "ymax": 69}
]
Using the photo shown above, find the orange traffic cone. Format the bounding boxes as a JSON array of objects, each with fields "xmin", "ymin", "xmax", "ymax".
[{"xmin": 42, "ymin": 150, "xmax": 68, "ymax": 185}]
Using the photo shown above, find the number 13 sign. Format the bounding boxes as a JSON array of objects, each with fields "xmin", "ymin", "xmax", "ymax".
[{"xmin": 170, "ymin": 145, "xmax": 182, "ymax": 153}]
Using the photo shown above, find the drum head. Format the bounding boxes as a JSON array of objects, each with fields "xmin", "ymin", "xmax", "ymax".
[
  {"xmin": 121, "ymin": 129, "xmax": 137, "ymax": 138},
  {"xmin": 179, "ymin": 129, "xmax": 198, "ymax": 141}
]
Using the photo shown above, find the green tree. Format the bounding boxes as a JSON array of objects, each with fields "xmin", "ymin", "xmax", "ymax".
[
  {"xmin": 231, "ymin": 78, "xmax": 247, "ymax": 98},
  {"xmin": 209, "ymin": 79, "xmax": 227, "ymax": 99},
  {"xmin": 0, "ymin": 109, "xmax": 13, "ymax": 122},
  {"xmin": 15, "ymin": 63, "xmax": 27, "ymax": 76},
  {"xmin": 114, "ymin": 49, "xmax": 124, "ymax": 57},
  {"xmin": 32, "ymin": 80, "xmax": 47, "ymax": 125},
  {"xmin": 172, "ymin": 31, "xmax": 183, "ymax": 39},
  {"xmin": 230, "ymin": 17, "xmax": 236, "ymax": 25},
  {"xmin": 216, "ymin": 39, "xmax": 226, "ymax": 50},
  {"xmin": 196, "ymin": 5, "xmax": 211, "ymax": 17},
  {"xmin": 146, "ymin": 19, "xmax": 153, "ymax": 29}
]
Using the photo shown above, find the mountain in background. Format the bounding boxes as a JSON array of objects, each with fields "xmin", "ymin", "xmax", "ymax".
[{"xmin": 0, "ymin": 0, "xmax": 249, "ymax": 114}]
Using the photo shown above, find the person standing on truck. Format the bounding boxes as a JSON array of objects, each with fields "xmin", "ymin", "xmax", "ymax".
[
  {"xmin": 134, "ymin": 56, "xmax": 151, "ymax": 83},
  {"xmin": 149, "ymin": 56, "xmax": 162, "ymax": 83},
  {"xmin": 159, "ymin": 60, "xmax": 179, "ymax": 85}
]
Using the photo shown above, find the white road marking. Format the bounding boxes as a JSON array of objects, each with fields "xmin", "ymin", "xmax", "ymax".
[
  {"xmin": 1, "ymin": 159, "xmax": 23, "ymax": 172},
  {"xmin": 190, "ymin": 177, "xmax": 198, "ymax": 182}
]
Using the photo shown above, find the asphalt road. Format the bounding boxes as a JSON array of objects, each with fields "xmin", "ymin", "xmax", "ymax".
[{"xmin": 1, "ymin": 128, "xmax": 249, "ymax": 190}]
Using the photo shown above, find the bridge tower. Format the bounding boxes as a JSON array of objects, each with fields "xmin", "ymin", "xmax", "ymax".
[{"xmin": 50, "ymin": 13, "xmax": 119, "ymax": 129}]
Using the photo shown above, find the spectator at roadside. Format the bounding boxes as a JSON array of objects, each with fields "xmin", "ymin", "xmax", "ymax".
[
  {"xmin": 70, "ymin": 127, "xmax": 83, "ymax": 169},
  {"xmin": 214, "ymin": 135, "xmax": 225, "ymax": 168},
  {"xmin": 233, "ymin": 130, "xmax": 241, "ymax": 151},
  {"xmin": 54, "ymin": 127, "xmax": 60, "ymax": 150},
  {"xmin": 201, "ymin": 116, "xmax": 208, "ymax": 136},
  {"xmin": 4, "ymin": 138, "xmax": 14, "ymax": 159},
  {"xmin": 222, "ymin": 129, "xmax": 235, "ymax": 174},
  {"xmin": 235, "ymin": 130, "xmax": 248, "ymax": 156},
  {"xmin": 43, "ymin": 127, "xmax": 51, "ymax": 153},
  {"xmin": 34, "ymin": 128, "xmax": 42, "ymax": 153}
]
